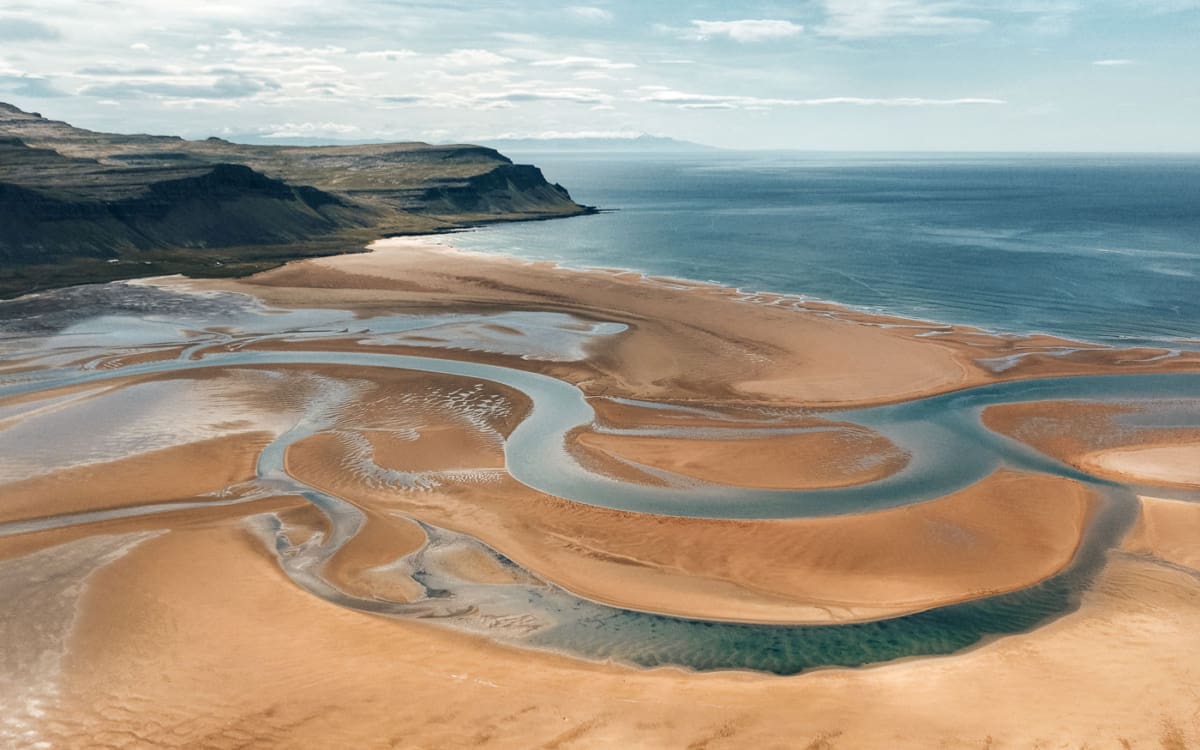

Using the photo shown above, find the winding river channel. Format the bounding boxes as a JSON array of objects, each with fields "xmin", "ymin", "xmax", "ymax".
[{"xmin": 2, "ymin": 281, "xmax": 1198, "ymax": 674}]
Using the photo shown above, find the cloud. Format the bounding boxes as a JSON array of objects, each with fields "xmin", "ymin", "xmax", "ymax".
[
  {"xmin": 259, "ymin": 121, "xmax": 361, "ymax": 138},
  {"xmin": 76, "ymin": 64, "xmax": 180, "ymax": 76},
  {"xmin": 530, "ymin": 56, "xmax": 635, "ymax": 70},
  {"xmin": 356, "ymin": 49, "xmax": 418, "ymax": 61},
  {"xmin": 0, "ymin": 17, "xmax": 60, "ymax": 42},
  {"xmin": 477, "ymin": 87, "xmax": 611, "ymax": 104},
  {"xmin": 635, "ymin": 85, "xmax": 1004, "ymax": 109},
  {"xmin": 379, "ymin": 85, "xmax": 613, "ymax": 109},
  {"xmin": 0, "ymin": 74, "xmax": 65, "ymax": 98},
  {"xmin": 817, "ymin": 0, "xmax": 990, "ymax": 39},
  {"xmin": 227, "ymin": 37, "xmax": 345, "ymax": 58},
  {"xmin": 478, "ymin": 129, "xmax": 644, "ymax": 140},
  {"xmin": 1093, "ymin": 58, "xmax": 1136, "ymax": 66},
  {"xmin": 79, "ymin": 72, "xmax": 279, "ymax": 101},
  {"xmin": 688, "ymin": 19, "xmax": 804, "ymax": 42},
  {"xmin": 435, "ymin": 49, "xmax": 512, "ymax": 68},
  {"xmin": 129, "ymin": 42, "xmax": 151, "ymax": 51},
  {"xmin": 574, "ymin": 70, "xmax": 616, "ymax": 80},
  {"xmin": 568, "ymin": 6, "xmax": 613, "ymax": 23}
]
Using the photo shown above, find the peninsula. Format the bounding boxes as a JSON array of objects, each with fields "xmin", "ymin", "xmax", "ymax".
[{"xmin": 0, "ymin": 102, "xmax": 590, "ymax": 297}]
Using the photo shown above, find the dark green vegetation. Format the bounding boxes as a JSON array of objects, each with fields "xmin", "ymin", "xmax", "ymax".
[{"xmin": 0, "ymin": 102, "xmax": 592, "ymax": 298}]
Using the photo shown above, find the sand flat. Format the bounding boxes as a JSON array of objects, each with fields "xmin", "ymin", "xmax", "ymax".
[
  {"xmin": 1124, "ymin": 496, "xmax": 1200, "ymax": 571},
  {"xmin": 3, "ymin": 235, "xmax": 1198, "ymax": 747},
  {"xmin": 0, "ymin": 431, "xmax": 275, "ymax": 524},
  {"xmin": 574, "ymin": 425, "xmax": 908, "ymax": 490},
  {"xmin": 32, "ymin": 516, "xmax": 1199, "ymax": 749},
  {"xmin": 289, "ymin": 417, "xmax": 1095, "ymax": 624},
  {"xmin": 173, "ymin": 237, "xmax": 1200, "ymax": 408},
  {"xmin": 1082, "ymin": 443, "xmax": 1200, "ymax": 487}
]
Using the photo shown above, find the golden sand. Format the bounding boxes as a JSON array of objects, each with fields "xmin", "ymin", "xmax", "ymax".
[
  {"xmin": 290, "ymin": 402, "xmax": 1094, "ymax": 624},
  {"xmin": 3, "ymin": 235, "xmax": 1198, "ymax": 747},
  {"xmin": 174, "ymin": 237, "xmax": 1200, "ymax": 408},
  {"xmin": 14, "ymin": 516, "xmax": 1192, "ymax": 749},
  {"xmin": 1082, "ymin": 443, "xmax": 1200, "ymax": 487},
  {"xmin": 574, "ymin": 425, "xmax": 908, "ymax": 490},
  {"xmin": 985, "ymin": 400, "xmax": 1200, "ymax": 486},
  {"xmin": 1124, "ymin": 496, "xmax": 1200, "ymax": 571},
  {"xmin": 0, "ymin": 431, "xmax": 274, "ymax": 524}
]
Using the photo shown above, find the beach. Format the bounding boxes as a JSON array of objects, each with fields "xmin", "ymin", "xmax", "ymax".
[{"xmin": 1, "ymin": 236, "xmax": 1199, "ymax": 747}]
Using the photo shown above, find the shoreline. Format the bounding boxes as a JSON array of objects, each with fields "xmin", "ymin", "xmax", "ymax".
[
  {"xmin": 442, "ymin": 226, "xmax": 1200, "ymax": 353},
  {"xmin": 2, "ymin": 230, "xmax": 1200, "ymax": 745},
  {"xmin": 176, "ymin": 235, "xmax": 1200, "ymax": 413}
]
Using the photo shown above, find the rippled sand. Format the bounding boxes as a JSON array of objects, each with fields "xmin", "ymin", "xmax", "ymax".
[
  {"xmin": 1, "ymin": 236, "xmax": 1199, "ymax": 747},
  {"xmin": 6, "ymin": 520, "xmax": 1195, "ymax": 749}
]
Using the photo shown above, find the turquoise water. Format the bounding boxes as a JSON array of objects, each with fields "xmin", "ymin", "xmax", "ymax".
[
  {"xmin": 453, "ymin": 153, "xmax": 1200, "ymax": 348},
  {"xmin": 3, "ymin": 338, "xmax": 1198, "ymax": 673}
]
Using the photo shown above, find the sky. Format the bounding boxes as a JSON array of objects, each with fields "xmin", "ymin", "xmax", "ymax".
[{"xmin": 0, "ymin": 0, "xmax": 1197, "ymax": 151}]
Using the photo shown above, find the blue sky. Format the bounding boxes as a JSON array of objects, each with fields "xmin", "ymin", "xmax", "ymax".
[{"xmin": 0, "ymin": 1, "xmax": 1197, "ymax": 150}]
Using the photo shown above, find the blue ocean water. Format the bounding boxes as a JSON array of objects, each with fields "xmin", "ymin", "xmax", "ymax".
[{"xmin": 453, "ymin": 153, "xmax": 1200, "ymax": 347}]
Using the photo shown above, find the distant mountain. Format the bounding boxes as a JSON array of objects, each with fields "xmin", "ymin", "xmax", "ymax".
[
  {"xmin": 0, "ymin": 102, "xmax": 592, "ymax": 297},
  {"xmin": 480, "ymin": 134, "xmax": 719, "ymax": 153}
]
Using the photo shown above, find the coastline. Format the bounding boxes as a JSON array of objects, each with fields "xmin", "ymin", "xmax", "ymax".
[
  {"xmin": 1, "ymin": 231, "xmax": 1199, "ymax": 746},
  {"xmin": 181, "ymin": 235, "xmax": 1200, "ymax": 409}
]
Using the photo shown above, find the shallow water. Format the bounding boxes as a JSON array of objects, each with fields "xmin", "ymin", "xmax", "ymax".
[{"xmin": 2, "ymin": 287, "xmax": 1199, "ymax": 674}]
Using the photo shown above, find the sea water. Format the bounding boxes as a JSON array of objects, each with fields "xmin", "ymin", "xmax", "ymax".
[{"xmin": 453, "ymin": 152, "xmax": 1200, "ymax": 348}]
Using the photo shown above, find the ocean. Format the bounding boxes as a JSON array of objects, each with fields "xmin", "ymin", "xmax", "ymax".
[{"xmin": 452, "ymin": 152, "xmax": 1200, "ymax": 348}]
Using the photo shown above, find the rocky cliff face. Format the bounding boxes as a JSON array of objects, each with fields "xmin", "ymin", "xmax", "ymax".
[{"xmin": 0, "ymin": 103, "xmax": 592, "ymax": 281}]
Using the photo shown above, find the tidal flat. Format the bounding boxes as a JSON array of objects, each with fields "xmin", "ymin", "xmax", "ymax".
[{"xmin": 0, "ymin": 236, "xmax": 1198, "ymax": 748}]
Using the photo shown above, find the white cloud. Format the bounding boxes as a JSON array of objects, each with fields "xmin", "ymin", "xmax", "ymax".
[
  {"xmin": 817, "ymin": 0, "xmax": 989, "ymax": 39},
  {"xmin": 130, "ymin": 42, "xmax": 151, "ymax": 51},
  {"xmin": 228, "ymin": 38, "xmax": 345, "ymax": 58},
  {"xmin": 356, "ymin": 49, "xmax": 418, "ymax": 61},
  {"xmin": 435, "ymin": 49, "xmax": 512, "ymax": 68},
  {"xmin": 260, "ymin": 121, "xmax": 361, "ymax": 138},
  {"xmin": 569, "ymin": 6, "xmax": 613, "ymax": 23},
  {"xmin": 688, "ymin": 19, "xmax": 804, "ymax": 42},
  {"xmin": 1093, "ymin": 58, "xmax": 1136, "ymax": 66},
  {"xmin": 480, "ymin": 129, "xmax": 643, "ymax": 140},
  {"xmin": 378, "ymin": 85, "xmax": 612, "ymax": 109},
  {"xmin": 530, "ymin": 56, "xmax": 635, "ymax": 70},
  {"xmin": 636, "ymin": 85, "xmax": 1004, "ymax": 109}
]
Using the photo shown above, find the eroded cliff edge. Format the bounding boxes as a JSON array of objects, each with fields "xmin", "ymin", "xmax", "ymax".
[{"xmin": 0, "ymin": 102, "xmax": 592, "ymax": 296}]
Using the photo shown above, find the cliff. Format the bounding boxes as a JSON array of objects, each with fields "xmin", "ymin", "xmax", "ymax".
[{"xmin": 0, "ymin": 103, "xmax": 593, "ymax": 296}]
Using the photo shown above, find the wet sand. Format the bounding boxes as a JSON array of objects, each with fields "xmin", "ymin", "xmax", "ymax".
[
  {"xmin": 573, "ymin": 425, "xmax": 908, "ymax": 490},
  {"xmin": 291, "ymin": 412, "xmax": 1096, "ymax": 623},
  {"xmin": 985, "ymin": 399, "xmax": 1200, "ymax": 485},
  {"xmin": 183, "ymin": 237, "xmax": 1200, "ymax": 408},
  {"xmin": 3, "ymin": 235, "xmax": 1199, "ymax": 747},
  {"xmin": 17, "ymin": 515, "xmax": 1195, "ymax": 749}
]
